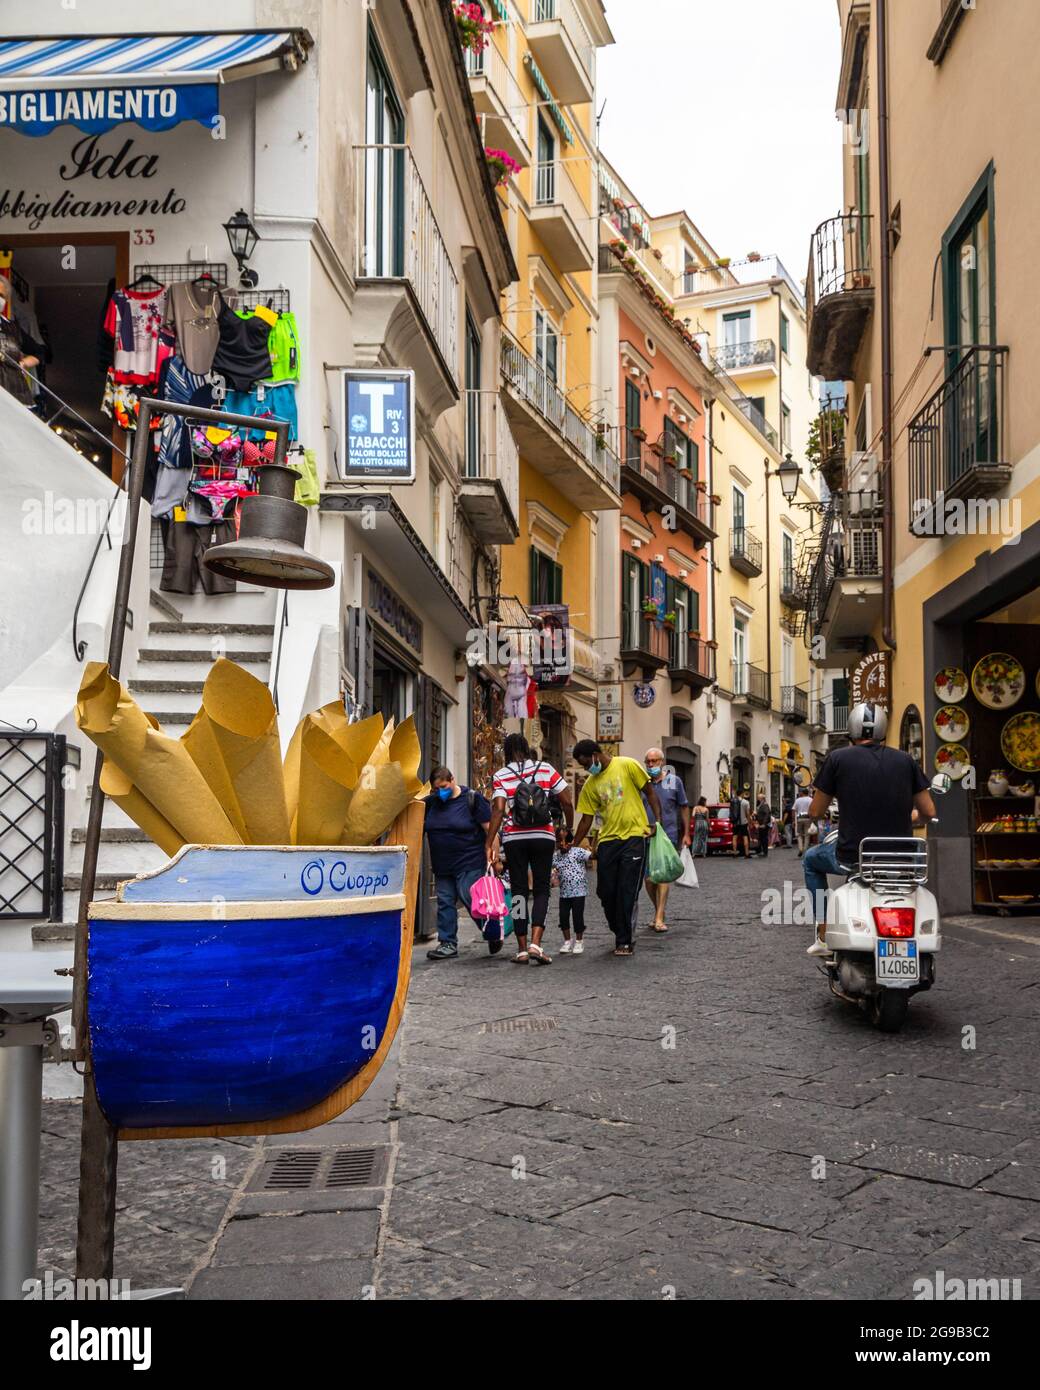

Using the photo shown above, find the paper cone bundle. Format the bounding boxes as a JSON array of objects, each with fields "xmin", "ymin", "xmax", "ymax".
[
  {"xmin": 182, "ymin": 659, "xmax": 290, "ymax": 844},
  {"xmin": 77, "ymin": 663, "xmax": 241, "ymax": 845},
  {"xmin": 76, "ymin": 662, "xmax": 428, "ymax": 851}
]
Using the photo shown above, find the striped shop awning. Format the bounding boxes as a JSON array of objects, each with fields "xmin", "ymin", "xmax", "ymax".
[{"xmin": 0, "ymin": 30, "xmax": 312, "ymax": 136}]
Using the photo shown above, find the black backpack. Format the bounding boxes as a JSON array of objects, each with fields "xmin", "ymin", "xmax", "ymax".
[
  {"xmin": 511, "ymin": 761, "xmax": 551, "ymax": 828},
  {"xmin": 729, "ymin": 796, "xmax": 743, "ymax": 825}
]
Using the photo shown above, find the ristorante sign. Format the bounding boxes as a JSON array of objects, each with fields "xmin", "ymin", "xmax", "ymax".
[
  {"xmin": 0, "ymin": 133, "xmax": 188, "ymax": 229},
  {"xmin": 0, "ymin": 84, "xmax": 217, "ymax": 137}
]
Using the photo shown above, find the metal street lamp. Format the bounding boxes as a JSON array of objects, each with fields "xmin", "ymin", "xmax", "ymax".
[
  {"xmin": 223, "ymin": 208, "xmax": 260, "ymax": 287},
  {"xmin": 777, "ymin": 452, "xmax": 802, "ymax": 500}
]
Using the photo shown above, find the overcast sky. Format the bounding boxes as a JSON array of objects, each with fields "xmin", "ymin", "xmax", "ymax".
[{"xmin": 597, "ymin": 0, "xmax": 844, "ymax": 280}]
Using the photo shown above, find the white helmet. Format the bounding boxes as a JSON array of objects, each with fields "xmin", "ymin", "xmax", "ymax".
[{"xmin": 848, "ymin": 701, "xmax": 888, "ymax": 741}]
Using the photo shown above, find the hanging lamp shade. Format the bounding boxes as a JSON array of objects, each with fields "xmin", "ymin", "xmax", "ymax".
[{"xmin": 202, "ymin": 463, "xmax": 334, "ymax": 591}]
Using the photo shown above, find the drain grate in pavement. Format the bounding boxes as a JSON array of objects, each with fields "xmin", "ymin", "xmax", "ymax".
[
  {"xmin": 480, "ymin": 1016, "xmax": 558, "ymax": 1034},
  {"xmin": 253, "ymin": 1146, "xmax": 389, "ymax": 1192}
]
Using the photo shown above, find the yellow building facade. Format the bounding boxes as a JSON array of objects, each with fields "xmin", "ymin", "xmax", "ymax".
[{"xmin": 805, "ymin": 0, "xmax": 1040, "ymax": 912}]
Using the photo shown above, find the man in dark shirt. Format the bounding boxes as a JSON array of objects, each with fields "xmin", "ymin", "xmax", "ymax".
[
  {"xmin": 423, "ymin": 766, "xmax": 495, "ymax": 960},
  {"xmin": 804, "ymin": 703, "xmax": 934, "ymax": 956}
]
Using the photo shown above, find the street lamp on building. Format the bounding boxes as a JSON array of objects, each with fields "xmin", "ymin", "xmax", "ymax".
[
  {"xmin": 223, "ymin": 208, "xmax": 260, "ymax": 287},
  {"xmin": 776, "ymin": 452, "xmax": 802, "ymax": 500}
]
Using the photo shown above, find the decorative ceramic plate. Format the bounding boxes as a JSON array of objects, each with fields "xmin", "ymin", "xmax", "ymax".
[
  {"xmin": 935, "ymin": 743, "xmax": 970, "ymax": 779},
  {"xmin": 1001, "ymin": 711, "xmax": 1040, "ymax": 773},
  {"xmin": 972, "ymin": 653, "xmax": 1026, "ymax": 709},
  {"xmin": 933, "ymin": 667, "xmax": 968, "ymax": 703},
  {"xmin": 934, "ymin": 705, "xmax": 970, "ymax": 743}
]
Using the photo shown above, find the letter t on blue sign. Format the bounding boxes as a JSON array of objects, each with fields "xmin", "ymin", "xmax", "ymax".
[{"xmin": 341, "ymin": 369, "xmax": 415, "ymax": 483}]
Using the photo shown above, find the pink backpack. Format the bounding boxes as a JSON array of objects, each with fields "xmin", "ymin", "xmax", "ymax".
[{"xmin": 470, "ymin": 871, "xmax": 506, "ymax": 920}]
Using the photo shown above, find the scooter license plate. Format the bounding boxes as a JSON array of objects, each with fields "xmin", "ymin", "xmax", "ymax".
[{"xmin": 876, "ymin": 940, "xmax": 919, "ymax": 985}]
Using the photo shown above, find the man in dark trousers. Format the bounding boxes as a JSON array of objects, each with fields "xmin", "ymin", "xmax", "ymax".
[
  {"xmin": 422, "ymin": 765, "xmax": 495, "ymax": 960},
  {"xmin": 572, "ymin": 740, "xmax": 662, "ymax": 957},
  {"xmin": 755, "ymin": 795, "xmax": 772, "ymax": 856}
]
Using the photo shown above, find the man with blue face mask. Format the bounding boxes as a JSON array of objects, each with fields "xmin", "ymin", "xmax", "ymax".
[
  {"xmin": 423, "ymin": 766, "xmax": 495, "ymax": 960},
  {"xmin": 641, "ymin": 747, "xmax": 691, "ymax": 933}
]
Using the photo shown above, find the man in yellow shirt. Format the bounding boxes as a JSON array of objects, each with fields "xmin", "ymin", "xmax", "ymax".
[{"xmin": 573, "ymin": 740, "xmax": 662, "ymax": 956}]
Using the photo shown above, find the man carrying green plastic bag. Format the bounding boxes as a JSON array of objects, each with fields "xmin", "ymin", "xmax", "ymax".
[{"xmin": 647, "ymin": 822, "xmax": 684, "ymax": 885}]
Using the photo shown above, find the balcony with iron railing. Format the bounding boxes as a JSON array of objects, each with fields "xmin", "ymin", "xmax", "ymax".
[
  {"xmin": 459, "ymin": 389, "xmax": 520, "ymax": 545},
  {"xmin": 830, "ymin": 704, "xmax": 849, "ymax": 736},
  {"xmin": 620, "ymin": 608, "xmax": 671, "ymax": 679},
  {"xmin": 465, "ymin": 37, "xmax": 532, "ymax": 168},
  {"xmin": 804, "ymin": 512, "xmax": 883, "ymax": 649},
  {"xmin": 599, "ymin": 232, "xmax": 679, "ymax": 301},
  {"xmin": 532, "ymin": 156, "xmax": 595, "ymax": 272},
  {"xmin": 806, "ymin": 212, "xmax": 873, "ymax": 379},
  {"xmin": 781, "ymin": 685, "xmax": 809, "ymax": 724},
  {"xmin": 500, "ymin": 332, "xmax": 620, "ymax": 510},
  {"xmin": 669, "ymin": 629, "xmax": 716, "ymax": 695},
  {"xmin": 908, "ymin": 345, "xmax": 1011, "ymax": 534},
  {"xmin": 712, "ymin": 337, "xmax": 777, "ymax": 373},
  {"xmin": 732, "ymin": 660, "xmax": 770, "ymax": 708},
  {"xmin": 528, "ymin": 0, "xmax": 595, "ymax": 105},
  {"xmin": 681, "ymin": 264, "xmax": 737, "ymax": 296},
  {"xmin": 710, "ymin": 356, "xmax": 779, "ymax": 449},
  {"xmin": 354, "ymin": 144, "xmax": 459, "ymax": 414},
  {"xmin": 621, "ymin": 433, "xmax": 716, "ymax": 546},
  {"xmin": 729, "ymin": 526, "xmax": 763, "ymax": 577},
  {"xmin": 779, "ymin": 565, "xmax": 803, "ymax": 608}
]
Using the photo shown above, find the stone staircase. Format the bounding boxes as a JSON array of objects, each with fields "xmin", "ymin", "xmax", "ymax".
[{"xmin": 45, "ymin": 589, "xmax": 276, "ymax": 938}]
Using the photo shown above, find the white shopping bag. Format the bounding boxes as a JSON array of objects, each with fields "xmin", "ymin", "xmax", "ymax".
[{"xmin": 676, "ymin": 845, "xmax": 699, "ymax": 888}]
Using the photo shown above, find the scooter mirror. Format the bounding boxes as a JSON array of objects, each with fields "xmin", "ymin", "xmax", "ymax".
[{"xmin": 930, "ymin": 773, "xmax": 952, "ymax": 796}]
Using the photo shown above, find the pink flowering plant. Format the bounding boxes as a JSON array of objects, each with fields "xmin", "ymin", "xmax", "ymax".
[
  {"xmin": 454, "ymin": 2, "xmax": 495, "ymax": 52},
  {"xmin": 485, "ymin": 147, "xmax": 521, "ymax": 187}
]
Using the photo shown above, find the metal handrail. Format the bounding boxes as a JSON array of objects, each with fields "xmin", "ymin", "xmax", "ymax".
[
  {"xmin": 269, "ymin": 591, "xmax": 289, "ymax": 715},
  {"xmin": 806, "ymin": 212, "xmax": 873, "ymax": 321}
]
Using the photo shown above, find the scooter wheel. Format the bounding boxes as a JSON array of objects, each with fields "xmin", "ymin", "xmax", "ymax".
[{"xmin": 871, "ymin": 990, "xmax": 909, "ymax": 1033}]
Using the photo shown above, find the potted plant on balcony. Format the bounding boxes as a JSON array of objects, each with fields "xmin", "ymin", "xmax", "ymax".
[
  {"xmin": 694, "ymin": 478, "xmax": 708, "ymax": 493},
  {"xmin": 453, "ymin": 1, "xmax": 494, "ymax": 51},
  {"xmin": 710, "ymin": 492, "xmax": 721, "ymax": 504},
  {"xmin": 716, "ymin": 257, "xmax": 731, "ymax": 269},
  {"xmin": 662, "ymin": 610, "xmax": 677, "ymax": 630},
  {"xmin": 806, "ymin": 407, "xmax": 846, "ymax": 491},
  {"xmin": 630, "ymin": 426, "xmax": 647, "ymax": 443},
  {"xmin": 485, "ymin": 147, "xmax": 521, "ymax": 188},
  {"xmin": 662, "ymin": 451, "xmax": 678, "ymax": 466}
]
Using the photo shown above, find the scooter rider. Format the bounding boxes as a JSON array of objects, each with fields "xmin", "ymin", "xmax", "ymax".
[{"xmin": 804, "ymin": 702, "xmax": 935, "ymax": 957}]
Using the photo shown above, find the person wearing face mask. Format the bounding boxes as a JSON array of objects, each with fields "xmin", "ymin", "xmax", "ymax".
[
  {"xmin": 640, "ymin": 747, "xmax": 691, "ymax": 933},
  {"xmin": 423, "ymin": 766, "xmax": 496, "ymax": 961},
  {"xmin": 572, "ymin": 740, "xmax": 662, "ymax": 957}
]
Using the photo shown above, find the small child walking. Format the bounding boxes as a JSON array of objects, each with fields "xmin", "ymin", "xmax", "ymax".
[{"xmin": 551, "ymin": 828, "xmax": 592, "ymax": 955}]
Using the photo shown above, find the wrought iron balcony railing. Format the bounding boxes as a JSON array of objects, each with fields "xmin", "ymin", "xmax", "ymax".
[
  {"xmin": 782, "ymin": 686, "xmax": 808, "ymax": 722},
  {"xmin": 622, "ymin": 434, "xmax": 715, "ymax": 531},
  {"xmin": 730, "ymin": 526, "xmax": 763, "ymax": 576},
  {"xmin": 908, "ymin": 345, "xmax": 1011, "ymax": 533},
  {"xmin": 500, "ymin": 333, "xmax": 620, "ymax": 491},
  {"xmin": 670, "ymin": 631, "xmax": 715, "ymax": 684},
  {"xmin": 713, "ymin": 338, "xmax": 777, "ymax": 372},
  {"xmin": 355, "ymin": 144, "xmax": 459, "ymax": 378},
  {"xmin": 709, "ymin": 356, "xmax": 779, "ymax": 449},
  {"xmin": 806, "ymin": 212, "xmax": 873, "ymax": 379},
  {"xmin": 732, "ymin": 661, "xmax": 770, "ymax": 707}
]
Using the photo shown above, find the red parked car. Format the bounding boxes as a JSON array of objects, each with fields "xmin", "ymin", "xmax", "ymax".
[{"xmin": 707, "ymin": 804, "xmax": 734, "ymax": 855}]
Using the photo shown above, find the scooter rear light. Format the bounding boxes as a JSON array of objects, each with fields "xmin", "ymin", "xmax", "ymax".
[{"xmin": 872, "ymin": 907, "xmax": 916, "ymax": 938}]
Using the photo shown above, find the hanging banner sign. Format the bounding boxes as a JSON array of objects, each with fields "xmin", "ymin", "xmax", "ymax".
[
  {"xmin": 597, "ymin": 682, "xmax": 623, "ymax": 743},
  {"xmin": 527, "ymin": 603, "xmax": 572, "ymax": 689},
  {"xmin": 850, "ymin": 650, "xmax": 891, "ymax": 710},
  {"xmin": 0, "ymin": 85, "xmax": 218, "ymax": 137},
  {"xmin": 340, "ymin": 370, "xmax": 415, "ymax": 484}
]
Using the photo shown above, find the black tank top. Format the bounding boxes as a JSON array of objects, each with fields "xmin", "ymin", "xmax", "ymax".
[{"xmin": 211, "ymin": 299, "xmax": 272, "ymax": 391}]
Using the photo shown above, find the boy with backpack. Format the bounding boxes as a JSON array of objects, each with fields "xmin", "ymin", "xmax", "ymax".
[{"xmin": 485, "ymin": 733, "xmax": 574, "ymax": 966}]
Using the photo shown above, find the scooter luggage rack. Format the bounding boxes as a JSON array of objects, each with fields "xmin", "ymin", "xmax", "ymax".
[{"xmin": 856, "ymin": 837, "xmax": 928, "ymax": 891}]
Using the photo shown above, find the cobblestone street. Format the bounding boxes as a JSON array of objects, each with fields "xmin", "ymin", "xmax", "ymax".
[{"xmin": 38, "ymin": 849, "xmax": 1040, "ymax": 1300}]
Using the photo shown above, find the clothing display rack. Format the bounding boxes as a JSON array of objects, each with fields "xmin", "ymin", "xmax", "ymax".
[
  {"xmin": 236, "ymin": 288, "xmax": 292, "ymax": 313},
  {"xmin": 131, "ymin": 262, "xmax": 229, "ymax": 286}
]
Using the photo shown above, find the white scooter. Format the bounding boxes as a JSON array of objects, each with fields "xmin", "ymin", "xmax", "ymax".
[{"xmin": 818, "ymin": 775, "xmax": 950, "ymax": 1032}]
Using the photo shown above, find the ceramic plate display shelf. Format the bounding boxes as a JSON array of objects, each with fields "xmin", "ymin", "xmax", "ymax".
[
  {"xmin": 1001, "ymin": 711, "xmax": 1040, "ymax": 774},
  {"xmin": 933, "ymin": 667, "xmax": 969, "ymax": 703},
  {"xmin": 934, "ymin": 742, "xmax": 970, "ymax": 779},
  {"xmin": 972, "ymin": 653, "xmax": 1026, "ymax": 710},
  {"xmin": 934, "ymin": 705, "xmax": 970, "ymax": 743}
]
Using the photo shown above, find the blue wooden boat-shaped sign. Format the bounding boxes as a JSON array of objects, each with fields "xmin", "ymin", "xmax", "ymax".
[{"xmin": 87, "ymin": 804, "xmax": 424, "ymax": 1140}]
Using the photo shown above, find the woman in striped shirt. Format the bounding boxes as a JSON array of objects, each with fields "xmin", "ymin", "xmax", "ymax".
[{"xmin": 486, "ymin": 733, "xmax": 574, "ymax": 966}]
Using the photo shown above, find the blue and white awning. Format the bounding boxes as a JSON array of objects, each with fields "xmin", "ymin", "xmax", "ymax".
[{"xmin": 0, "ymin": 31, "xmax": 311, "ymax": 136}]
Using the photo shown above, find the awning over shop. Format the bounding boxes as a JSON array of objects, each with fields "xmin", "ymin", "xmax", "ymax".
[{"xmin": 0, "ymin": 30, "xmax": 312, "ymax": 136}]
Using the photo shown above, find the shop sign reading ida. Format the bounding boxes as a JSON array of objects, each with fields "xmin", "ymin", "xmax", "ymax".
[{"xmin": 0, "ymin": 133, "xmax": 187, "ymax": 231}]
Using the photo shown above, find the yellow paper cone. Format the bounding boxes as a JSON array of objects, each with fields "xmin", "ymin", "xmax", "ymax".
[
  {"xmin": 181, "ymin": 659, "xmax": 290, "ymax": 844},
  {"xmin": 76, "ymin": 663, "xmax": 241, "ymax": 845},
  {"xmin": 389, "ymin": 716, "xmax": 424, "ymax": 796},
  {"xmin": 99, "ymin": 759, "xmax": 184, "ymax": 857},
  {"xmin": 294, "ymin": 721, "xmax": 360, "ymax": 845},
  {"xmin": 283, "ymin": 718, "xmax": 305, "ymax": 841},
  {"xmin": 340, "ymin": 760, "xmax": 410, "ymax": 846}
]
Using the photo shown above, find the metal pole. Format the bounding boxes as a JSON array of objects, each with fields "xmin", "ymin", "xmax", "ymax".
[
  {"xmin": 0, "ymin": 1041, "xmax": 43, "ymax": 1300},
  {"xmin": 73, "ymin": 398, "xmax": 291, "ymax": 1279},
  {"xmin": 877, "ymin": 0, "xmax": 896, "ymax": 652}
]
